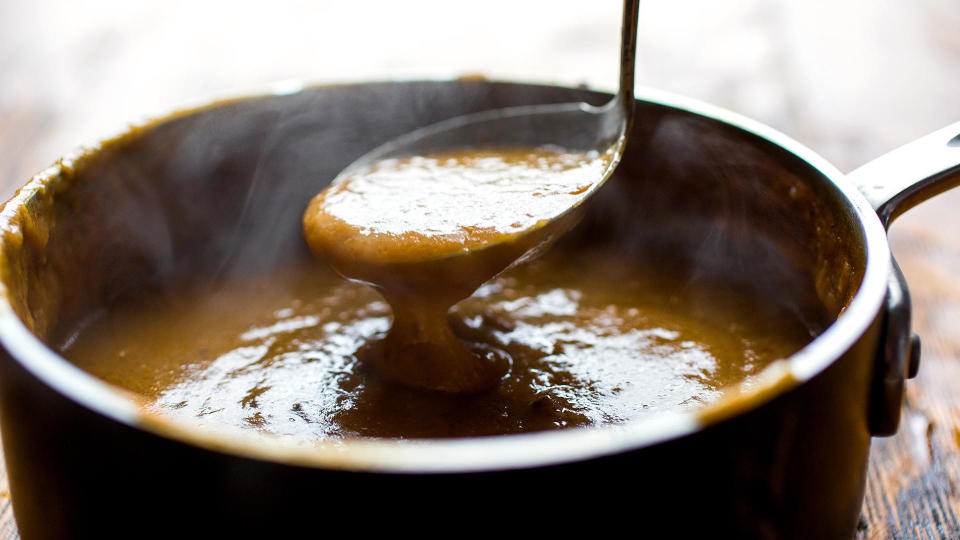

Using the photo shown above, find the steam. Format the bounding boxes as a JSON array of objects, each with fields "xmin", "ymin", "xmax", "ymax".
[
  {"xmin": 70, "ymin": 83, "xmax": 836, "ymax": 350},
  {"xmin": 574, "ymin": 113, "xmax": 837, "ymax": 338}
]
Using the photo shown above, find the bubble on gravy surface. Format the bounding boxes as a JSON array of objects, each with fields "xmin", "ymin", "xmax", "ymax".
[{"xmin": 61, "ymin": 249, "xmax": 813, "ymax": 440}]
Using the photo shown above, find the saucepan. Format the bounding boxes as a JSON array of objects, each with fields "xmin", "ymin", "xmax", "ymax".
[{"xmin": 0, "ymin": 80, "xmax": 957, "ymax": 538}]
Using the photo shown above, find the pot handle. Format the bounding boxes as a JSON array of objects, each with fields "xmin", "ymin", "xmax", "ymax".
[
  {"xmin": 849, "ymin": 120, "xmax": 960, "ymax": 228},
  {"xmin": 847, "ymin": 121, "xmax": 960, "ymax": 436}
]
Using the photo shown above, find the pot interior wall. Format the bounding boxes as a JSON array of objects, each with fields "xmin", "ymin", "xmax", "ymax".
[{"xmin": 0, "ymin": 81, "xmax": 864, "ymax": 355}]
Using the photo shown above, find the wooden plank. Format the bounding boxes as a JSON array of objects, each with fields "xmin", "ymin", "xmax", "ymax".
[{"xmin": 857, "ymin": 208, "xmax": 960, "ymax": 539}]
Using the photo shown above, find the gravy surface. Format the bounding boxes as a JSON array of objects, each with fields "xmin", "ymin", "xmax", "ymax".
[{"xmin": 62, "ymin": 248, "xmax": 814, "ymax": 439}]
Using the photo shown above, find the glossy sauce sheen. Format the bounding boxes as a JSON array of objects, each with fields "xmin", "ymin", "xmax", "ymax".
[{"xmin": 62, "ymin": 250, "xmax": 814, "ymax": 439}]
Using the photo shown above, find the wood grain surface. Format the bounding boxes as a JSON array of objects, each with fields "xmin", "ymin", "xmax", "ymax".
[{"xmin": 0, "ymin": 1, "xmax": 958, "ymax": 537}]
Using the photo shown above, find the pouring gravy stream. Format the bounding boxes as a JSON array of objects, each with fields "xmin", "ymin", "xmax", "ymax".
[{"xmin": 303, "ymin": 147, "xmax": 612, "ymax": 393}]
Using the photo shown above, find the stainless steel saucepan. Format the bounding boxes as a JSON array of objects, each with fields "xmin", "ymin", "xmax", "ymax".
[{"xmin": 0, "ymin": 80, "xmax": 956, "ymax": 538}]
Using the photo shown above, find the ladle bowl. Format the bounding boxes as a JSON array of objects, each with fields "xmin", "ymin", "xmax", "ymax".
[{"xmin": 312, "ymin": 0, "xmax": 639, "ymax": 267}]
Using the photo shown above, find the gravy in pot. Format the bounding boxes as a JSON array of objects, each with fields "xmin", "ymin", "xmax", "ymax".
[
  {"xmin": 62, "ymin": 248, "xmax": 814, "ymax": 439},
  {"xmin": 59, "ymin": 146, "xmax": 822, "ymax": 440}
]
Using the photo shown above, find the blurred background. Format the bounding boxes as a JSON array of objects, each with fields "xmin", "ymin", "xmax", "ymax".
[
  {"xmin": 3, "ymin": 0, "xmax": 959, "ymax": 178},
  {"xmin": 0, "ymin": 0, "xmax": 959, "ymax": 537}
]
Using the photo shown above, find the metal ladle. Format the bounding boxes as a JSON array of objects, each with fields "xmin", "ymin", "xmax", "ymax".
[
  {"xmin": 302, "ymin": 1, "xmax": 640, "ymax": 393},
  {"xmin": 323, "ymin": 0, "xmax": 639, "ymax": 263}
]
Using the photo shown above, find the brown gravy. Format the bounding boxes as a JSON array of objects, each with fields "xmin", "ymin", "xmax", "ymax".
[
  {"xmin": 62, "ymin": 247, "xmax": 813, "ymax": 439},
  {"xmin": 60, "ymin": 146, "xmax": 818, "ymax": 440}
]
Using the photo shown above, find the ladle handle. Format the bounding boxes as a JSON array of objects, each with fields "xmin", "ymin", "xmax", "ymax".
[
  {"xmin": 615, "ymin": 0, "xmax": 640, "ymax": 133},
  {"xmin": 848, "ymin": 120, "xmax": 960, "ymax": 228}
]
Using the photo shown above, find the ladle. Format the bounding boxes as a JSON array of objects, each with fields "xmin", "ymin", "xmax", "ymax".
[
  {"xmin": 316, "ymin": 0, "xmax": 639, "ymax": 261},
  {"xmin": 302, "ymin": 0, "xmax": 640, "ymax": 393}
]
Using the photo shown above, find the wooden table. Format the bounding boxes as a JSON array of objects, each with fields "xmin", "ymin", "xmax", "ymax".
[{"xmin": 0, "ymin": 1, "xmax": 958, "ymax": 537}]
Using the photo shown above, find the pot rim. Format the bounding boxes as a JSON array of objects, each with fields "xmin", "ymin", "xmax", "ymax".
[{"xmin": 0, "ymin": 79, "xmax": 891, "ymax": 473}]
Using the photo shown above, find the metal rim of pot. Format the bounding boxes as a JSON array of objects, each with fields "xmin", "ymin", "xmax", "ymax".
[{"xmin": 0, "ymin": 80, "xmax": 956, "ymax": 473}]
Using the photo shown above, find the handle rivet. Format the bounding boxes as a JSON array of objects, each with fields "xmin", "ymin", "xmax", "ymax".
[{"xmin": 907, "ymin": 332, "xmax": 921, "ymax": 378}]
